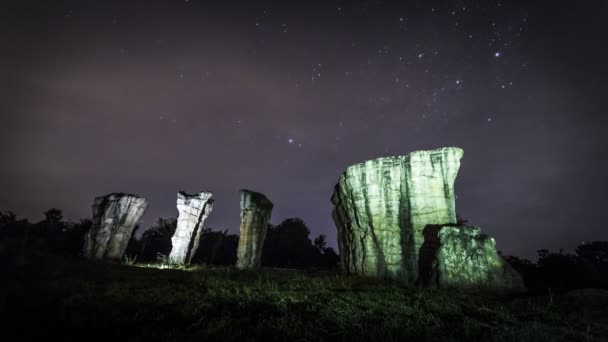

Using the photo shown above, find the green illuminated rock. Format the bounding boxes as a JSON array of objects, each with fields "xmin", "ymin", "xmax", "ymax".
[
  {"xmin": 236, "ymin": 190, "xmax": 273, "ymax": 270},
  {"xmin": 331, "ymin": 147, "xmax": 463, "ymax": 284},
  {"xmin": 84, "ymin": 193, "xmax": 147, "ymax": 261},
  {"xmin": 421, "ymin": 225, "xmax": 525, "ymax": 291}
]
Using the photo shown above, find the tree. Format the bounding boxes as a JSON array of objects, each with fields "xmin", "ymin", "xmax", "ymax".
[
  {"xmin": 133, "ymin": 218, "xmax": 177, "ymax": 262},
  {"xmin": 43, "ymin": 208, "xmax": 64, "ymax": 225},
  {"xmin": 191, "ymin": 228, "xmax": 239, "ymax": 265},
  {"xmin": 0, "ymin": 211, "xmax": 18, "ymax": 227},
  {"xmin": 313, "ymin": 235, "xmax": 328, "ymax": 251},
  {"xmin": 456, "ymin": 213, "xmax": 468, "ymax": 225},
  {"xmin": 0, "ymin": 211, "xmax": 30, "ymax": 258},
  {"xmin": 262, "ymin": 218, "xmax": 339, "ymax": 269},
  {"xmin": 263, "ymin": 218, "xmax": 316, "ymax": 268},
  {"xmin": 576, "ymin": 241, "xmax": 608, "ymax": 265}
]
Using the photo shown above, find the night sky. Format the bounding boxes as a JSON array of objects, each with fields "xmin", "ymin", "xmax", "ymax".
[{"xmin": 1, "ymin": 1, "xmax": 606, "ymax": 258}]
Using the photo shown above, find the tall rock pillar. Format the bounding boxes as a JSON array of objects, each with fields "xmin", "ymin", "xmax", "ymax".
[
  {"xmin": 84, "ymin": 193, "xmax": 148, "ymax": 261},
  {"xmin": 169, "ymin": 191, "xmax": 214, "ymax": 264},
  {"xmin": 331, "ymin": 147, "xmax": 463, "ymax": 284},
  {"xmin": 236, "ymin": 190, "xmax": 273, "ymax": 270}
]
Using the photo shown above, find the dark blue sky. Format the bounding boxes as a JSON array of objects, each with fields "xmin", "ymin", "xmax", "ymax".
[{"xmin": 1, "ymin": 1, "xmax": 606, "ymax": 258}]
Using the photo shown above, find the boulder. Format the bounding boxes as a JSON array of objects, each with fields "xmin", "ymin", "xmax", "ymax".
[
  {"xmin": 169, "ymin": 191, "xmax": 214, "ymax": 264},
  {"xmin": 236, "ymin": 190, "xmax": 273, "ymax": 270},
  {"xmin": 84, "ymin": 193, "xmax": 147, "ymax": 261},
  {"xmin": 331, "ymin": 147, "xmax": 463, "ymax": 283},
  {"xmin": 421, "ymin": 225, "xmax": 525, "ymax": 291}
]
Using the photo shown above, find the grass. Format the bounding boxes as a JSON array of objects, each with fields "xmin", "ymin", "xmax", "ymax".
[{"xmin": 2, "ymin": 256, "xmax": 607, "ymax": 341}]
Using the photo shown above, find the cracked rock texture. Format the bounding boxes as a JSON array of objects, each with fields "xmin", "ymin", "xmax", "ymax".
[
  {"xmin": 331, "ymin": 147, "xmax": 463, "ymax": 284},
  {"xmin": 425, "ymin": 225, "xmax": 525, "ymax": 291},
  {"xmin": 236, "ymin": 190, "xmax": 273, "ymax": 270},
  {"xmin": 169, "ymin": 191, "xmax": 214, "ymax": 264},
  {"xmin": 84, "ymin": 193, "xmax": 147, "ymax": 261}
]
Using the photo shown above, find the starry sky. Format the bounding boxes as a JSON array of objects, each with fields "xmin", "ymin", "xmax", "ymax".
[{"xmin": 1, "ymin": 1, "xmax": 606, "ymax": 258}]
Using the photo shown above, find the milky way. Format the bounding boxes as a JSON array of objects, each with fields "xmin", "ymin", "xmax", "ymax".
[{"xmin": 1, "ymin": 1, "xmax": 606, "ymax": 257}]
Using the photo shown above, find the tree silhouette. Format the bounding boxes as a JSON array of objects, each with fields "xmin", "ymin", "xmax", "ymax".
[
  {"xmin": 43, "ymin": 208, "xmax": 64, "ymax": 225},
  {"xmin": 456, "ymin": 213, "xmax": 468, "ymax": 225},
  {"xmin": 128, "ymin": 217, "xmax": 177, "ymax": 262},
  {"xmin": 576, "ymin": 241, "xmax": 608, "ymax": 265},
  {"xmin": 4, "ymin": 206, "xmax": 607, "ymax": 287},
  {"xmin": 314, "ymin": 235, "xmax": 328, "ymax": 251},
  {"xmin": 262, "ymin": 218, "xmax": 339, "ymax": 269},
  {"xmin": 191, "ymin": 228, "xmax": 239, "ymax": 265}
]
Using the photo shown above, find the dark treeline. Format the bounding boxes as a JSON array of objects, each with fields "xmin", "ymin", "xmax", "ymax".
[
  {"xmin": 125, "ymin": 216, "xmax": 339, "ymax": 269},
  {"xmin": 1, "ymin": 208, "xmax": 607, "ymax": 292},
  {"xmin": 0, "ymin": 209, "xmax": 339, "ymax": 270}
]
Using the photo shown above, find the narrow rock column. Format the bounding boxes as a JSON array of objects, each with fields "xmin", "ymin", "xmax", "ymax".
[
  {"xmin": 236, "ymin": 190, "xmax": 273, "ymax": 270},
  {"xmin": 84, "ymin": 193, "xmax": 148, "ymax": 261},
  {"xmin": 169, "ymin": 191, "xmax": 214, "ymax": 264}
]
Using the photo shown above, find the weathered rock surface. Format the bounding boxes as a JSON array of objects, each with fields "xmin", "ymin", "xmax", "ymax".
[
  {"xmin": 84, "ymin": 193, "xmax": 147, "ymax": 261},
  {"xmin": 421, "ymin": 225, "xmax": 525, "ymax": 291},
  {"xmin": 169, "ymin": 191, "xmax": 214, "ymax": 264},
  {"xmin": 236, "ymin": 190, "xmax": 273, "ymax": 270},
  {"xmin": 331, "ymin": 147, "xmax": 463, "ymax": 284}
]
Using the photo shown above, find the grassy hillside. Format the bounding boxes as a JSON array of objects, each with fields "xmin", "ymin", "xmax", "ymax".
[{"xmin": 2, "ymin": 257, "xmax": 607, "ymax": 341}]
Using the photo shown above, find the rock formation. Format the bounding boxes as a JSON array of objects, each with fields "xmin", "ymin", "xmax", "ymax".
[
  {"xmin": 84, "ymin": 193, "xmax": 148, "ymax": 261},
  {"xmin": 331, "ymin": 147, "xmax": 463, "ymax": 284},
  {"xmin": 236, "ymin": 190, "xmax": 273, "ymax": 270},
  {"xmin": 420, "ymin": 225, "xmax": 525, "ymax": 291},
  {"xmin": 169, "ymin": 191, "xmax": 214, "ymax": 264}
]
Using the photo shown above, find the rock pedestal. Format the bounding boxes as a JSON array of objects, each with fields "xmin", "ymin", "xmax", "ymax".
[
  {"xmin": 84, "ymin": 193, "xmax": 147, "ymax": 261},
  {"xmin": 421, "ymin": 225, "xmax": 525, "ymax": 291},
  {"xmin": 331, "ymin": 147, "xmax": 463, "ymax": 284},
  {"xmin": 236, "ymin": 190, "xmax": 273, "ymax": 270},
  {"xmin": 169, "ymin": 191, "xmax": 214, "ymax": 264}
]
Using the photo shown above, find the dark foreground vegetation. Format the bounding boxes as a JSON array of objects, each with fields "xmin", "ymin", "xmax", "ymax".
[
  {"xmin": 2, "ymin": 256, "xmax": 608, "ymax": 341},
  {"xmin": 1, "ymin": 209, "xmax": 608, "ymax": 340}
]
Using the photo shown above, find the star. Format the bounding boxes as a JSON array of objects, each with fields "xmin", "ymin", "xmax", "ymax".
[
  {"xmin": 288, "ymin": 138, "xmax": 294, "ymax": 144},
  {"xmin": 494, "ymin": 51, "xmax": 502, "ymax": 58}
]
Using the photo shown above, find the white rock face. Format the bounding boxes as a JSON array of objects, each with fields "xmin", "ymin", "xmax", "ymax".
[
  {"xmin": 169, "ymin": 191, "xmax": 214, "ymax": 264},
  {"xmin": 236, "ymin": 190, "xmax": 273, "ymax": 270},
  {"xmin": 84, "ymin": 193, "xmax": 148, "ymax": 261},
  {"xmin": 331, "ymin": 147, "xmax": 463, "ymax": 284}
]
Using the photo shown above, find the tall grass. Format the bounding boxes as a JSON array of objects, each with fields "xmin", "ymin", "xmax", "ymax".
[{"xmin": 3, "ymin": 257, "xmax": 607, "ymax": 341}]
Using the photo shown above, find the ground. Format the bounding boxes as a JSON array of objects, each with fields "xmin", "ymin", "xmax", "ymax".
[{"xmin": 2, "ymin": 257, "xmax": 607, "ymax": 341}]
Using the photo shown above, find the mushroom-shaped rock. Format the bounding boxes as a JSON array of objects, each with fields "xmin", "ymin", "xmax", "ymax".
[
  {"xmin": 169, "ymin": 191, "xmax": 214, "ymax": 264},
  {"xmin": 236, "ymin": 190, "xmax": 273, "ymax": 270},
  {"xmin": 331, "ymin": 147, "xmax": 463, "ymax": 284},
  {"xmin": 420, "ymin": 225, "xmax": 525, "ymax": 291},
  {"xmin": 84, "ymin": 193, "xmax": 148, "ymax": 261}
]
